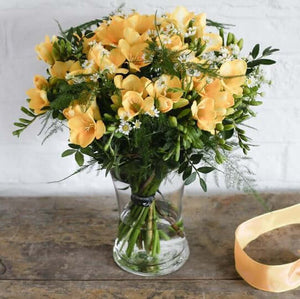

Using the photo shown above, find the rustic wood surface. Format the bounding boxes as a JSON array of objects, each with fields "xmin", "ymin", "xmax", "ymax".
[{"xmin": 0, "ymin": 193, "xmax": 299, "ymax": 298}]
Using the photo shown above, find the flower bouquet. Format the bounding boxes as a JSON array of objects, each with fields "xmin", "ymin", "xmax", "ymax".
[{"xmin": 13, "ymin": 6, "xmax": 278, "ymax": 276}]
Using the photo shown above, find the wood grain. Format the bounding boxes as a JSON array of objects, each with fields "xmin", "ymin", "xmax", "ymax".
[{"xmin": 0, "ymin": 193, "xmax": 299, "ymax": 298}]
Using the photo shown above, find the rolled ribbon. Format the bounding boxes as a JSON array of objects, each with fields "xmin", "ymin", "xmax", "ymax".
[
  {"xmin": 131, "ymin": 194, "xmax": 155, "ymax": 207},
  {"xmin": 235, "ymin": 203, "xmax": 300, "ymax": 292}
]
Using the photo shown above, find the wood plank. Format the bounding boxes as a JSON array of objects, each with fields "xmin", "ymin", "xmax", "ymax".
[
  {"xmin": 0, "ymin": 193, "xmax": 299, "ymax": 282},
  {"xmin": 0, "ymin": 279, "xmax": 299, "ymax": 298}
]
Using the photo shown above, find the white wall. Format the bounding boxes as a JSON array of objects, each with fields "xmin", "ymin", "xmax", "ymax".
[{"xmin": 0, "ymin": 0, "xmax": 299, "ymax": 197}]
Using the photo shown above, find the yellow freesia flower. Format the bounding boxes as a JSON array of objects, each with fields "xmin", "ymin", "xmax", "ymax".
[
  {"xmin": 203, "ymin": 79, "xmax": 234, "ymax": 122},
  {"xmin": 33, "ymin": 75, "xmax": 48, "ymax": 90},
  {"xmin": 191, "ymin": 98, "xmax": 217, "ymax": 134},
  {"xmin": 127, "ymin": 13, "xmax": 155, "ymax": 35},
  {"xmin": 120, "ymin": 91, "xmax": 154, "ymax": 118},
  {"xmin": 68, "ymin": 111, "xmax": 106, "ymax": 148},
  {"xmin": 203, "ymin": 33, "xmax": 222, "ymax": 52},
  {"xmin": 118, "ymin": 27, "xmax": 150, "ymax": 71},
  {"xmin": 114, "ymin": 74, "xmax": 150, "ymax": 98},
  {"xmin": 95, "ymin": 16, "xmax": 127, "ymax": 46},
  {"xmin": 166, "ymin": 6, "xmax": 194, "ymax": 31},
  {"xmin": 50, "ymin": 60, "xmax": 81, "ymax": 79},
  {"xmin": 26, "ymin": 88, "xmax": 49, "ymax": 115},
  {"xmin": 157, "ymin": 96, "xmax": 174, "ymax": 113},
  {"xmin": 147, "ymin": 75, "xmax": 183, "ymax": 101},
  {"xmin": 145, "ymin": 75, "xmax": 185, "ymax": 113},
  {"xmin": 158, "ymin": 34, "xmax": 184, "ymax": 51},
  {"xmin": 194, "ymin": 13, "xmax": 206, "ymax": 38},
  {"xmin": 220, "ymin": 59, "xmax": 247, "ymax": 96},
  {"xmin": 63, "ymin": 103, "xmax": 83, "ymax": 120},
  {"xmin": 88, "ymin": 45, "xmax": 125, "ymax": 74},
  {"xmin": 35, "ymin": 35, "xmax": 56, "ymax": 65},
  {"xmin": 63, "ymin": 98, "xmax": 101, "ymax": 121}
]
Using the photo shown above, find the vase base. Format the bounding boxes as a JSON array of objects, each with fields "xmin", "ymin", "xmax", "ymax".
[{"xmin": 113, "ymin": 238, "xmax": 190, "ymax": 276}]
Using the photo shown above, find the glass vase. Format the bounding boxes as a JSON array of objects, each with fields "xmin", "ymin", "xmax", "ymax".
[{"xmin": 111, "ymin": 171, "xmax": 190, "ymax": 276}]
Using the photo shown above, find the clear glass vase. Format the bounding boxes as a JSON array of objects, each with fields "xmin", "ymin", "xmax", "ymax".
[{"xmin": 111, "ymin": 171, "xmax": 190, "ymax": 276}]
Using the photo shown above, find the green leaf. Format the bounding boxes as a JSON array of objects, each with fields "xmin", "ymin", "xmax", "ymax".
[
  {"xmin": 190, "ymin": 154, "xmax": 203, "ymax": 164},
  {"xmin": 223, "ymin": 128, "xmax": 234, "ymax": 140},
  {"xmin": 19, "ymin": 118, "xmax": 31, "ymax": 123},
  {"xmin": 183, "ymin": 166, "xmax": 192, "ymax": 180},
  {"xmin": 68, "ymin": 143, "xmax": 80, "ymax": 149},
  {"xmin": 262, "ymin": 47, "xmax": 279, "ymax": 56},
  {"xmin": 207, "ymin": 19, "xmax": 233, "ymax": 30},
  {"xmin": 75, "ymin": 151, "xmax": 84, "ymax": 166},
  {"xmin": 178, "ymin": 161, "xmax": 188, "ymax": 174},
  {"xmin": 61, "ymin": 149, "xmax": 76, "ymax": 157},
  {"xmin": 248, "ymin": 59, "xmax": 276, "ymax": 68},
  {"xmin": 177, "ymin": 107, "xmax": 190, "ymax": 118},
  {"xmin": 167, "ymin": 87, "xmax": 183, "ymax": 93},
  {"xmin": 198, "ymin": 166, "xmax": 215, "ymax": 174},
  {"xmin": 184, "ymin": 172, "xmax": 197, "ymax": 185},
  {"xmin": 223, "ymin": 124, "xmax": 235, "ymax": 131},
  {"xmin": 80, "ymin": 147, "xmax": 94, "ymax": 156},
  {"xmin": 251, "ymin": 44, "xmax": 260, "ymax": 59},
  {"xmin": 200, "ymin": 178, "xmax": 207, "ymax": 192},
  {"xmin": 21, "ymin": 106, "xmax": 35, "ymax": 117},
  {"xmin": 12, "ymin": 129, "xmax": 23, "ymax": 137},
  {"xmin": 14, "ymin": 122, "xmax": 26, "ymax": 127}
]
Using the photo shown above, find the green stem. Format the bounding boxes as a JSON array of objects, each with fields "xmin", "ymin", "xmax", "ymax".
[
  {"xmin": 125, "ymin": 207, "xmax": 149, "ymax": 257},
  {"xmin": 119, "ymin": 206, "xmax": 147, "ymax": 252},
  {"xmin": 145, "ymin": 202, "xmax": 154, "ymax": 253}
]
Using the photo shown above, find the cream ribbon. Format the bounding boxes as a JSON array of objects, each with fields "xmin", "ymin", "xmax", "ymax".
[{"xmin": 234, "ymin": 203, "xmax": 300, "ymax": 293}]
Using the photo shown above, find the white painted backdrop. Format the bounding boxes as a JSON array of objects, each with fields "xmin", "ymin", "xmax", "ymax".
[{"xmin": 0, "ymin": 0, "xmax": 299, "ymax": 196}]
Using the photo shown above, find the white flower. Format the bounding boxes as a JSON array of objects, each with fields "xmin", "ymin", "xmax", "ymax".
[
  {"xmin": 184, "ymin": 26, "xmax": 197, "ymax": 38},
  {"xmin": 161, "ymin": 35, "xmax": 172, "ymax": 45},
  {"xmin": 118, "ymin": 121, "xmax": 132, "ymax": 135},
  {"xmin": 163, "ymin": 23, "xmax": 179, "ymax": 35},
  {"xmin": 65, "ymin": 73, "xmax": 72, "ymax": 80},
  {"xmin": 147, "ymin": 29, "xmax": 158, "ymax": 37},
  {"xmin": 178, "ymin": 50, "xmax": 195, "ymax": 63},
  {"xmin": 156, "ymin": 77, "xmax": 167, "ymax": 89},
  {"xmin": 246, "ymin": 75, "xmax": 257, "ymax": 88},
  {"xmin": 229, "ymin": 44, "xmax": 240, "ymax": 56},
  {"xmin": 93, "ymin": 42, "xmax": 110, "ymax": 57},
  {"xmin": 88, "ymin": 40, "xmax": 97, "ymax": 47},
  {"xmin": 90, "ymin": 73, "xmax": 100, "ymax": 82},
  {"xmin": 201, "ymin": 51, "xmax": 217, "ymax": 62},
  {"xmin": 82, "ymin": 60, "xmax": 94, "ymax": 69},
  {"xmin": 219, "ymin": 47, "xmax": 229, "ymax": 57},
  {"xmin": 72, "ymin": 76, "xmax": 86, "ymax": 84},
  {"xmin": 133, "ymin": 119, "xmax": 142, "ymax": 129},
  {"xmin": 146, "ymin": 107, "xmax": 160, "ymax": 118},
  {"xmin": 119, "ymin": 111, "xmax": 131, "ymax": 122},
  {"xmin": 206, "ymin": 77, "xmax": 213, "ymax": 84},
  {"xmin": 104, "ymin": 64, "xmax": 116, "ymax": 74}
]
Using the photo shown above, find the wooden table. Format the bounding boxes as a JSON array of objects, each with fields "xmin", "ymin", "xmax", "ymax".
[{"xmin": 0, "ymin": 193, "xmax": 299, "ymax": 298}]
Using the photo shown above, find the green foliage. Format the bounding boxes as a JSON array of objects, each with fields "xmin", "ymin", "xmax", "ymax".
[
  {"xmin": 247, "ymin": 44, "xmax": 279, "ymax": 74},
  {"xmin": 13, "ymin": 106, "xmax": 38, "ymax": 137},
  {"xmin": 48, "ymin": 79, "xmax": 96, "ymax": 111},
  {"xmin": 206, "ymin": 19, "xmax": 234, "ymax": 29}
]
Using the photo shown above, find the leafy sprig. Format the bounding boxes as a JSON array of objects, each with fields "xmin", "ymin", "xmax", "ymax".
[
  {"xmin": 13, "ymin": 106, "xmax": 39, "ymax": 137},
  {"xmin": 247, "ymin": 44, "xmax": 279, "ymax": 73}
]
